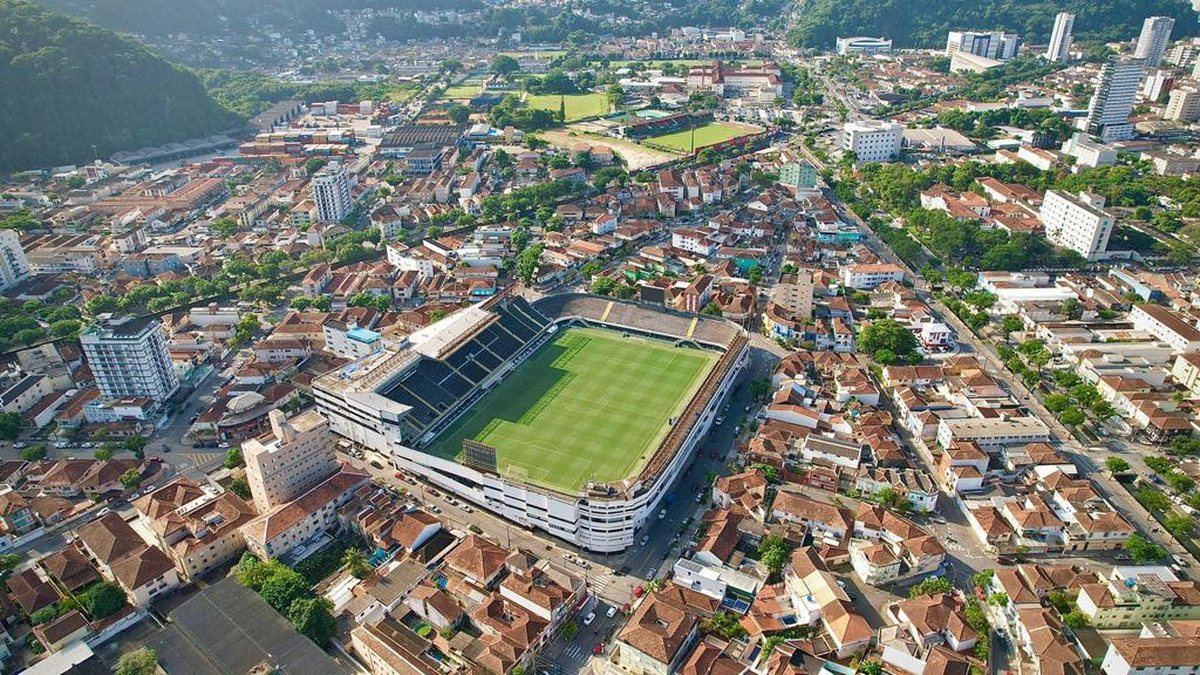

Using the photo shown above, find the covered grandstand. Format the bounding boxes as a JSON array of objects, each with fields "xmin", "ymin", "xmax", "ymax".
[
  {"xmin": 617, "ymin": 110, "xmax": 714, "ymax": 140},
  {"xmin": 314, "ymin": 293, "xmax": 748, "ymax": 552}
]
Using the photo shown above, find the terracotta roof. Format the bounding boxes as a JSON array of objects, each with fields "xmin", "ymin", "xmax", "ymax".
[
  {"xmin": 240, "ymin": 466, "xmax": 369, "ymax": 545},
  {"xmin": 8, "ymin": 568, "xmax": 59, "ymax": 614},
  {"xmin": 76, "ymin": 512, "xmax": 147, "ymax": 564},
  {"xmin": 1109, "ymin": 637, "xmax": 1200, "ymax": 667},
  {"xmin": 618, "ymin": 590, "xmax": 700, "ymax": 665},
  {"xmin": 444, "ymin": 534, "xmax": 509, "ymax": 583},
  {"xmin": 40, "ymin": 545, "xmax": 100, "ymax": 592},
  {"xmin": 109, "ymin": 545, "xmax": 175, "ymax": 593}
]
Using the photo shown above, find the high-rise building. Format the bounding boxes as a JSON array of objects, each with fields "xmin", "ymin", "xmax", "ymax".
[
  {"xmin": 1045, "ymin": 13, "xmax": 1075, "ymax": 63},
  {"xmin": 842, "ymin": 120, "xmax": 904, "ymax": 163},
  {"xmin": 1166, "ymin": 87, "xmax": 1200, "ymax": 121},
  {"xmin": 242, "ymin": 409, "xmax": 337, "ymax": 513},
  {"xmin": 311, "ymin": 161, "xmax": 352, "ymax": 223},
  {"xmin": 1135, "ymin": 16, "xmax": 1176, "ymax": 67},
  {"xmin": 1039, "ymin": 191, "xmax": 1115, "ymax": 261},
  {"xmin": 945, "ymin": 31, "xmax": 1020, "ymax": 60},
  {"xmin": 0, "ymin": 230, "xmax": 30, "ymax": 291},
  {"xmin": 1085, "ymin": 57, "xmax": 1145, "ymax": 142},
  {"xmin": 80, "ymin": 316, "xmax": 180, "ymax": 404}
]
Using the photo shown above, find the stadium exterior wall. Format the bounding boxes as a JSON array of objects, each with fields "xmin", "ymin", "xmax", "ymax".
[{"xmin": 316, "ymin": 312, "xmax": 749, "ymax": 553}]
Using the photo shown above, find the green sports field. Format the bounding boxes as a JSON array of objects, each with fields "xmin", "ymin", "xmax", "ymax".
[
  {"xmin": 525, "ymin": 93, "xmax": 610, "ymax": 122},
  {"xmin": 426, "ymin": 327, "xmax": 716, "ymax": 493},
  {"xmin": 648, "ymin": 122, "xmax": 761, "ymax": 152}
]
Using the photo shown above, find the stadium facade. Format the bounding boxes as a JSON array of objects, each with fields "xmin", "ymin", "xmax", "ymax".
[{"xmin": 314, "ymin": 293, "xmax": 749, "ymax": 552}]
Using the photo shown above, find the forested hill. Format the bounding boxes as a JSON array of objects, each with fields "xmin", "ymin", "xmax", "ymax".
[
  {"xmin": 788, "ymin": 0, "xmax": 1198, "ymax": 49},
  {"xmin": 0, "ymin": 0, "xmax": 238, "ymax": 172}
]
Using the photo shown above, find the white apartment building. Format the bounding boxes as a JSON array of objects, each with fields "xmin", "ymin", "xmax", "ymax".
[
  {"xmin": 841, "ymin": 263, "xmax": 905, "ymax": 290},
  {"xmin": 1039, "ymin": 190, "xmax": 1115, "ymax": 261},
  {"xmin": 842, "ymin": 120, "xmax": 904, "ymax": 163},
  {"xmin": 945, "ymin": 31, "xmax": 1020, "ymax": 60},
  {"xmin": 1086, "ymin": 58, "xmax": 1146, "ymax": 142},
  {"xmin": 312, "ymin": 161, "xmax": 352, "ymax": 223},
  {"xmin": 1130, "ymin": 304, "xmax": 1200, "ymax": 352},
  {"xmin": 1044, "ymin": 13, "xmax": 1075, "ymax": 63},
  {"xmin": 1061, "ymin": 133, "xmax": 1118, "ymax": 169},
  {"xmin": 1135, "ymin": 16, "xmax": 1176, "ymax": 67},
  {"xmin": 1101, "ymin": 636, "xmax": 1200, "ymax": 675},
  {"xmin": 671, "ymin": 227, "xmax": 717, "ymax": 256},
  {"xmin": 322, "ymin": 321, "xmax": 385, "ymax": 360},
  {"xmin": 242, "ymin": 409, "xmax": 338, "ymax": 513},
  {"xmin": 0, "ymin": 230, "xmax": 30, "ymax": 291},
  {"xmin": 1167, "ymin": 87, "xmax": 1200, "ymax": 122},
  {"xmin": 80, "ymin": 315, "xmax": 180, "ymax": 404}
]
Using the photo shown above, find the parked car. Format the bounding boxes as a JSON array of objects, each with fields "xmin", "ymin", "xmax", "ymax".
[
  {"xmin": 606, "ymin": 606, "xmax": 617, "ymax": 618},
  {"xmin": 582, "ymin": 611, "xmax": 596, "ymax": 626}
]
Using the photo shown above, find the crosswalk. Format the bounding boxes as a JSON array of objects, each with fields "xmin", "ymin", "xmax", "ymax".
[
  {"xmin": 179, "ymin": 452, "xmax": 222, "ymax": 469},
  {"xmin": 562, "ymin": 644, "xmax": 587, "ymax": 660}
]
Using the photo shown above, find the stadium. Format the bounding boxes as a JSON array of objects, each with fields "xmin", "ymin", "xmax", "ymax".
[{"xmin": 314, "ymin": 293, "xmax": 748, "ymax": 552}]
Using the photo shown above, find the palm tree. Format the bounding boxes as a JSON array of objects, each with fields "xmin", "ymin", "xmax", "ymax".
[{"xmin": 342, "ymin": 547, "xmax": 370, "ymax": 579}]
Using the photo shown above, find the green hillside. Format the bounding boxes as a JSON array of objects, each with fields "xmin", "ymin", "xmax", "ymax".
[
  {"xmin": 788, "ymin": 0, "xmax": 1198, "ymax": 49},
  {"xmin": 0, "ymin": 0, "xmax": 237, "ymax": 171}
]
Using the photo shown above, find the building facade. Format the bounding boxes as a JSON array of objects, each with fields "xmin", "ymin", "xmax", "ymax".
[
  {"xmin": 312, "ymin": 162, "xmax": 352, "ymax": 223},
  {"xmin": 1044, "ymin": 13, "xmax": 1075, "ymax": 63},
  {"xmin": 1135, "ymin": 16, "xmax": 1176, "ymax": 67},
  {"xmin": 1039, "ymin": 190, "xmax": 1115, "ymax": 261},
  {"xmin": 242, "ymin": 409, "xmax": 338, "ymax": 513},
  {"xmin": 842, "ymin": 121, "xmax": 904, "ymax": 163},
  {"xmin": 80, "ymin": 316, "xmax": 180, "ymax": 404},
  {"xmin": 1086, "ymin": 58, "xmax": 1146, "ymax": 142}
]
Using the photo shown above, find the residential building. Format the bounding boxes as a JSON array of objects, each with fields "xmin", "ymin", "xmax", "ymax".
[
  {"xmin": 1166, "ymin": 87, "xmax": 1200, "ymax": 121},
  {"xmin": 351, "ymin": 616, "xmax": 446, "ymax": 675},
  {"xmin": 1039, "ymin": 190, "xmax": 1115, "ymax": 261},
  {"xmin": 936, "ymin": 417, "xmax": 1051, "ymax": 451},
  {"xmin": 611, "ymin": 589, "xmax": 705, "ymax": 675},
  {"xmin": 1077, "ymin": 566, "xmax": 1200, "ymax": 628},
  {"xmin": 1173, "ymin": 353, "xmax": 1200, "ymax": 397},
  {"xmin": 779, "ymin": 161, "xmax": 819, "ymax": 190},
  {"xmin": 312, "ymin": 162, "xmax": 352, "ymax": 223},
  {"xmin": 945, "ymin": 31, "xmax": 1020, "ymax": 60},
  {"xmin": 75, "ymin": 512, "xmax": 180, "ymax": 607},
  {"xmin": 240, "ymin": 466, "xmax": 371, "ymax": 560},
  {"xmin": 1135, "ymin": 16, "xmax": 1176, "ymax": 67},
  {"xmin": 1131, "ymin": 304, "xmax": 1200, "ymax": 352},
  {"xmin": 842, "ymin": 120, "xmax": 904, "ymax": 163},
  {"xmin": 1101, "ymin": 634, "xmax": 1200, "ymax": 675},
  {"xmin": 773, "ymin": 271, "xmax": 814, "ymax": 320},
  {"xmin": 133, "ymin": 478, "xmax": 256, "ymax": 581},
  {"xmin": 1061, "ymin": 133, "xmax": 1118, "ymax": 169},
  {"xmin": 242, "ymin": 409, "xmax": 338, "ymax": 513},
  {"xmin": 1086, "ymin": 58, "xmax": 1146, "ymax": 142},
  {"xmin": 0, "ymin": 230, "xmax": 30, "ymax": 291},
  {"xmin": 80, "ymin": 315, "xmax": 180, "ymax": 404},
  {"xmin": 1045, "ymin": 13, "xmax": 1075, "ymax": 63},
  {"xmin": 841, "ymin": 263, "xmax": 905, "ymax": 290},
  {"xmin": 323, "ymin": 320, "xmax": 385, "ymax": 360}
]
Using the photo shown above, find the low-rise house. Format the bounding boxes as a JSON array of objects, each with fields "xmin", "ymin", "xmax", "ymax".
[
  {"xmin": 134, "ymin": 478, "xmax": 256, "ymax": 581},
  {"xmin": 75, "ymin": 512, "xmax": 179, "ymax": 607}
]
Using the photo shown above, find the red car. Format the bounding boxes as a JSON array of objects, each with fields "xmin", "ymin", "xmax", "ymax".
[
  {"xmin": 394, "ymin": 471, "xmax": 404, "ymax": 480},
  {"xmin": 592, "ymin": 643, "xmax": 604, "ymax": 656},
  {"xmin": 633, "ymin": 585, "xmax": 644, "ymax": 598}
]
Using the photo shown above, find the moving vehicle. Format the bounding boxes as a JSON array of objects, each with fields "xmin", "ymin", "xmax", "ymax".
[{"xmin": 582, "ymin": 611, "xmax": 596, "ymax": 626}]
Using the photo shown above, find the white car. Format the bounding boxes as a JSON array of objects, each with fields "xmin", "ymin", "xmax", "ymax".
[
  {"xmin": 606, "ymin": 606, "xmax": 617, "ymax": 618},
  {"xmin": 658, "ymin": 509, "xmax": 667, "ymax": 519},
  {"xmin": 582, "ymin": 611, "xmax": 596, "ymax": 626},
  {"xmin": 640, "ymin": 535, "xmax": 649, "ymax": 546}
]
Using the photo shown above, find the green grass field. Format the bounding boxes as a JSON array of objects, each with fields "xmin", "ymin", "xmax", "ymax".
[
  {"xmin": 648, "ymin": 122, "xmax": 759, "ymax": 152},
  {"xmin": 426, "ymin": 327, "xmax": 716, "ymax": 493},
  {"xmin": 441, "ymin": 84, "xmax": 482, "ymax": 100},
  {"xmin": 525, "ymin": 93, "xmax": 610, "ymax": 122}
]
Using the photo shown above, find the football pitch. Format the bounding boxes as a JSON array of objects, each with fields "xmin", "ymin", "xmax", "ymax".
[
  {"xmin": 426, "ymin": 327, "xmax": 717, "ymax": 493},
  {"xmin": 525, "ymin": 93, "xmax": 610, "ymax": 122},
  {"xmin": 648, "ymin": 122, "xmax": 760, "ymax": 152}
]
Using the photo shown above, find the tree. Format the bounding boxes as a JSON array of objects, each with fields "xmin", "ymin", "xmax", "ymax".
[
  {"xmin": 758, "ymin": 535, "xmax": 793, "ymax": 577},
  {"xmin": 516, "ymin": 244, "xmax": 544, "ymax": 285},
  {"xmin": 998, "ymin": 317, "xmax": 1027, "ymax": 333},
  {"xmin": 1134, "ymin": 488, "xmax": 1171, "ymax": 514},
  {"xmin": 288, "ymin": 597, "xmax": 337, "ymax": 647},
  {"xmin": 210, "ymin": 217, "xmax": 239, "ymax": 237},
  {"xmin": 78, "ymin": 581, "xmax": 127, "ymax": 619},
  {"xmin": 233, "ymin": 553, "xmax": 274, "ymax": 591},
  {"xmin": 1125, "ymin": 533, "xmax": 1167, "ymax": 563},
  {"xmin": 858, "ymin": 662, "xmax": 884, "ymax": 675},
  {"xmin": 908, "ymin": 576, "xmax": 953, "ymax": 598},
  {"xmin": 873, "ymin": 349, "xmax": 898, "ymax": 365},
  {"xmin": 1062, "ymin": 610, "xmax": 1091, "ymax": 628},
  {"xmin": 0, "ymin": 412, "xmax": 22, "ymax": 440},
  {"xmin": 580, "ymin": 261, "xmax": 602, "ymax": 278},
  {"xmin": 490, "ymin": 55, "xmax": 520, "ymax": 77},
  {"xmin": 224, "ymin": 447, "xmax": 244, "ymax": 469},
  {"xmin": 1105, "ymin": 457, "xmax": 1130, "ymax": 474},
  {"xmin": 1043, "ymin": 394, "xmax": 1071, "ymax": 413},
  {"xmin": 561, "ymin": 620, "xmax": 579, "ymax": 640},
  {"xmin": 342, "ymin": 548, "xmax": 371, "ymax": 579},
  {"xmin": 590, "ymin": 277, "xmax": 616, "ymax": 296},
  {"xmin": 228, "ymin": 478, "xmax": 251, "ymax": 500},
  {"xmin": 1165, "ymin": 514, "xmax": 1194, "ymax": 537},
  {"xmin": 260, "ymin": 568, "xmax": 310, "ymax": 614},
  {"xmin": 94, "ymin": 446, "xmax": 114, "ymax": 461},
  {"xmin": 447, "ymin": 104, "xmax": 470, "ymax": 125},
  {"xmin": 606, "ymin": 84, "xmax": 624, "ymax": 110},
  {"xmin": 700, "ymin": 611, "xmax": 747, "ymax": 640},
  {"xmin": 123, "ymin": 436, "xmax": 147, "ymax": 459},
  {"xmin": 858, "ymin": 319, "xmax": 918, "ymax": 357},
  {"xmin": 21, "ymin": 444, "xmax": 46, "ymax": 461},
  {"xmin": 31, "ymin": 606, "xmax": 60, "ymax": 625},
  {"xmin": 115, "ymin": 648, "xmax": 159, "ymax": 675},
  {"xmin": 119, "ymin": 469, "xmax": 142, "ymax": 490},
  {"xmin": 988, "ymin": 592, "xmax": 1009, "ymax": 607},
  {"xmin": 1059, "ymin": 407, "xmax": 1086, "ymax": 426}
]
